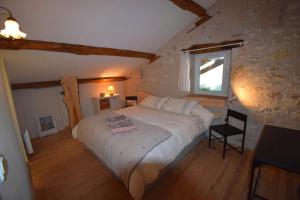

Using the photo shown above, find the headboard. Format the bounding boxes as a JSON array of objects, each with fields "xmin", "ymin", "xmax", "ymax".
[
  {"xmin": 137, "ymin": 91, "xmax": 226, "ymax": 120},
  {"xmin": 138, "ymin": 91, "xmax": 226, "ymax": 109},
  {"xmin": 183, "ymin": 94, "xmax": 227, "ymax": 108}
]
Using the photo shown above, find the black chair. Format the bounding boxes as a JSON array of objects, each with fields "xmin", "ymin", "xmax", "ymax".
[
  {"xmin": 209, "ymin": 109, "xmax": 247, "ymax": 159},
  {"xmin": 125, "ymin": 96, "xmax": 138, "ymax": 107}
]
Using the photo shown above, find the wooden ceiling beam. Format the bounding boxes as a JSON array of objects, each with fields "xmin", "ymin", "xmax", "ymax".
[
  {"xmin": 0, "ymin": 38, "xmax": 159, "ymax": 62},
  {"xmin": 187, "ymin": 15, "xmax": 212, "ymax": 33},
  {"xmin": 11, "ymin": 76, "xmax": 128, "ymax": 90},
  {"xmin": 77, "ymin": 77, "xmax": 128, "ymax": 84},
  {"xmin": 170, "ymin": 0, "xmax": 211, "ymax": 33},
  {"xmin": 170, "ymin": 0, "xmax": 208, "ymax": 17}
]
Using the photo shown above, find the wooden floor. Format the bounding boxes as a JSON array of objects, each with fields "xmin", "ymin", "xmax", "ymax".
[{"xmin": 29, "ymin": 129, "xmax": 300, "ymax": 200}]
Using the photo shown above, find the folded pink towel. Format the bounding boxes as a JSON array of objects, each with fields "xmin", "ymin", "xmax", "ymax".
[
  {"xmin": 112, "ymin": 127, "xmax": 138, "ymax": 135},
  {"xmin": 106, "ymin": 114, "xmax": 137, "ymax": 134}
]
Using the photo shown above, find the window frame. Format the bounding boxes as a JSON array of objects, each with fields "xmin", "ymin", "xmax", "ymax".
[{"xmin": 192, "ymin": 50, "xmax": 232, "ymax": 97}]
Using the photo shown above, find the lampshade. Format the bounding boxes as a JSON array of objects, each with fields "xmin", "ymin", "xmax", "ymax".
[
  {"xmin": 107, "ymin": 85, "xmax": 115, "ymax": 96},
  {"xmin": 0, "ymin": 17, "xmax": 27, "ymax": 39}
]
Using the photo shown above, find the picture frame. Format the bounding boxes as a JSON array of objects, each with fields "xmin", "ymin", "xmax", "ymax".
[{"xmin": 36, "ymin": 113, "xmax": 58, "ymax": 137}]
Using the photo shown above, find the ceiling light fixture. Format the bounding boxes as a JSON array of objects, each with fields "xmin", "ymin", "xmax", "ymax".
[{"xmin": 0, "ymin": 6, "xmax": 27, "ymax": 39}]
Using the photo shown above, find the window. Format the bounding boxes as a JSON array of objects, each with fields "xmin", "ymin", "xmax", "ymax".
[{"xmin": 192, "ymin": 50, "xmax": 231, "ymax": 96}]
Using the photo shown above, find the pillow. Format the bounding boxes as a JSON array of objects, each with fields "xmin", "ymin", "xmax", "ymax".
[
  {"xmin": 191, "ymin": 105, "xmax": 214, "ymax": 127},
  {"xmin": 156, "ymin": 97, "xmax": 169, "ymax": 109},
  {"xmin": 138, "ymin": 91, "xmax": 151, "ymax": 102},
  {"xmin": 140, "ymin": 95, "xmax": 168, "ymax": 109},
  {"xmin": 162, "ymin": 97, "xmax": 197, "ymax": 116}
]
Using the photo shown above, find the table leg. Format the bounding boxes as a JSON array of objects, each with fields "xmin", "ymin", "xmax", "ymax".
[
  {"xmin": 209, "ymin": 128, "xmax": 212, "ymax": 148},
  {"xmin": 248, "ymin": 161, "xmax": 256, "ymax": 200},
  {"xmin": 223, "ymin": 136, "xmax": 227, "ymax": 159},
  {"xmin": 253, "ymin": 165, "xmax": 262, "ymax": 196}
]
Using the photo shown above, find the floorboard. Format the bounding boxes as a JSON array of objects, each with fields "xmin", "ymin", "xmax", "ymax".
[{"xmin": 29, "ymin": 129, "xmax": 300, "ymax": 200}]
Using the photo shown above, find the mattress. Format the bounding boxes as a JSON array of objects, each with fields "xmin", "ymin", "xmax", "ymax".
[{"xmin": 73, "ymin": 105, "xmax": 209, "ymax": 199}]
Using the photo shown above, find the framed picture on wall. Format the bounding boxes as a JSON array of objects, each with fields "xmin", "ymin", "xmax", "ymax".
[{"xmin": 36, "ymin": 114, "xmax": 58, "ymax": 137}]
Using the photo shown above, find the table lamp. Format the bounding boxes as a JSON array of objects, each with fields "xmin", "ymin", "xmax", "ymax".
[{"xmin": 107, "ymin": 85, "xmax": 115, "ymax": 96}]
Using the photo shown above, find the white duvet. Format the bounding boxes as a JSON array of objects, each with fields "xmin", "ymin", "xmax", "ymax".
[{"xmin": 73, "ymin": 105, "xmax": 209, "ymax": 199}]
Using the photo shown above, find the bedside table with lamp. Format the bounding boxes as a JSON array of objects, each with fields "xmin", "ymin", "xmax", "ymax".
[{"xmin": 99, "ymin": 85, "xmax": 122, "ymax": 111}]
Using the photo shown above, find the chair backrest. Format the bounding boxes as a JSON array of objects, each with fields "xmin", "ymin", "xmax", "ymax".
[
  {"xmin": 126, "ymin": 96, "xmax": 138, "ymax": 101},
  {"xmin": 125, "ymin": 96, "xmax": 138, "ymax": 106},
  {"xmin": 226, "ymin": 109, "xmax": 247, "ymax": 132}
]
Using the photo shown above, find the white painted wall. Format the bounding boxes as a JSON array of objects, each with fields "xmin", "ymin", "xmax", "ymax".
[
  {"xmin": 0, "ymin": 59, "xmax": 33, "ymax": 200},
  {"xmin": 13, "ymin": 81, "xmax": 125, "ymax": 139},
  {"xmin": 13, "ymin": 86, "xmax": 69, "ymax": 139}
]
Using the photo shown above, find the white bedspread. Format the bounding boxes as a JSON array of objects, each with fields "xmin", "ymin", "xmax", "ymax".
[
  {"xmin": 75, "ymin": 111, "xmax": 172, "ymax": 189},
  {"xmin": 116, "ymin": 105, "xmax": 207, "ymax": 199},
  {"xmin": 73, "ymin": 105, "xmax": 208, "ymax": 199}
]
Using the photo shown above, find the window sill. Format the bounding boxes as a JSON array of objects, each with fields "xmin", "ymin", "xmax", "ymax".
[{"xmin": 187, "ymin": 93, "xmax": 228, "ymax": 100}]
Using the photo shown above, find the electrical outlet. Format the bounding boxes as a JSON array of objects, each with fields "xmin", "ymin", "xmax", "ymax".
[{"xmin": 0, "ymin": 156, "xmax": 6, "ymax": 183}]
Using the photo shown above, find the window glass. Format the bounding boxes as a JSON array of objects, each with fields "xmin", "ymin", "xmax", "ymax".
[{"xmin": 193, "ymin": 51, "xmax": 231, "ymax": 96}]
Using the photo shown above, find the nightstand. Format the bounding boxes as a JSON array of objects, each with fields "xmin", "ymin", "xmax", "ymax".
[{"xmin": 99, "ymin": 94, "xmax": 121, "ymax": 111}]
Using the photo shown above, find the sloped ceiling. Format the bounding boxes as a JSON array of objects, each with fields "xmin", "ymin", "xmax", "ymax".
[{"xmin": 0, "ymin": 0, "xmax": 217, "ymax": 83}]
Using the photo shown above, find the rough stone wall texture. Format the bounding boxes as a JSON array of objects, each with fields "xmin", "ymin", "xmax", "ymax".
[{"xmin": 125, "ymin": 0, "xmax": 300, "ymax": 148}]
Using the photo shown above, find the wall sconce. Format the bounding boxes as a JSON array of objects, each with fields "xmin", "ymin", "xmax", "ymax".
[
  {"xmin": 0, "ymin": 6, "xmax": 27, "ymax": 39},
  {"xmin": 227, "ymin": 95, "xmax": 237, "ymax": 107},
  {"xmin": 107, "ymin": 85, "xmax": 115, "ymax": 96}
]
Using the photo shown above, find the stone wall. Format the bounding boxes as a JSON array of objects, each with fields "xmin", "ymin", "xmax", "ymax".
[{"xmin": 125, "ymin": 0, "xmax": 300, "ymax": 148}]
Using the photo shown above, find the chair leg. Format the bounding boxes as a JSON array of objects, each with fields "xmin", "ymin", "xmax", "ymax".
[
  {"xmin": 209, "ymin": 128, "xmax": 212, "ymax": 148},
  {"xmin": 223, "ymin": 136, "xmax": 227, "ymax": 159},
  {"xmin": 241, "ymin": 132, "xmax": 246, "ymax": 154}
]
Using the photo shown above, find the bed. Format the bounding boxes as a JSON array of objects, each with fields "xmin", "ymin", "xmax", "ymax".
[{"xmin": 72, "ymin": 98, "xmax": 214, "ymax": 199}]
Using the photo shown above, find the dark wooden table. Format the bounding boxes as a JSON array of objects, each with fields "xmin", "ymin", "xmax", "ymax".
[{"xmin": 248, "ymin": 125, "xmax": 300, "ymax": 200}]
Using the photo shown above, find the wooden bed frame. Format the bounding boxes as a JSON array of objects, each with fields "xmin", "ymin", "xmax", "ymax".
[
  {"xmin": 84, "ymin": 93, "xmax": 226, "ymax": 198},
  {"xmin": 144, "ymin": 131, "xmax": 207, "ymax": 197}
]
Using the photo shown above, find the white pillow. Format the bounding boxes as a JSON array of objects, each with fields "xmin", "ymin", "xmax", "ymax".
[
  {"xmin": 162, "ymin": 97, "xmax": 197, "ymax": 116},
  {"xmin": 156, "ymin": 97, "xmax": 169, "ymax": 109},
  {"xmin": 140, "ymin": 95, "xmax": 168, "ymax": 109},
  {"xmin": 191, "ymin": 105, "xmax": 214, "ymax": 127}
]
